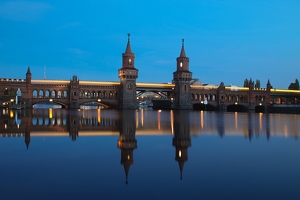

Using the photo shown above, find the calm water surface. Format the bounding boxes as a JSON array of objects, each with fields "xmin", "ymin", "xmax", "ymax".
[{"xmin": 1, "ymin": 109, "xmax": 300, "ymax": 200}]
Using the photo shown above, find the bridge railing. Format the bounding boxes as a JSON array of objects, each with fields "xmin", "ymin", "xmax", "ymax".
[{"xmin": 0, "ymin": 78, "xmax": 26, "ymax": 82}]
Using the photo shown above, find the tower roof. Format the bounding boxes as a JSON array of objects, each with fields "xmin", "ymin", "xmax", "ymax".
[
  {"xmin": 27, "ymin": 66, "xmax": 31, "ymax": 74},
  {"xmin": 180, "ymin": 39, "xmax": 186, "ymax": 57},
  {"xmin": 125, "ymin": 33, "xmax": 132, "ymax": 54}
]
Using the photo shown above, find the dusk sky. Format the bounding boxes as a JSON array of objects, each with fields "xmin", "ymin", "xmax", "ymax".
[{"xmin": 0, "ymin": 0, "xmax": 299, "ymax": 89}]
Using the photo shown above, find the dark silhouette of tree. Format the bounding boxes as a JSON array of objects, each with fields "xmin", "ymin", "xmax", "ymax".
[
  {"xmin": 244, "ymin": 79, "xmax": 249, "ymax": 87},
  {"xmin": 255, "ymin": 79, "xmax": 260, "ymax": 88},
  {"xmin": 288, "ymin": 79, "xmax": 299, "ymax": 90}
]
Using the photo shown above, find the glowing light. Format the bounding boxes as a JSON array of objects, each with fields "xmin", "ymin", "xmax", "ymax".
[
  {"xmin": 97, "ymin": 108, "xmax": 101, "ymax": 123},
  {"xmin": 200, "ymin": 111, "xmax": 204, "ymax": 129},
  {"xmin": 157, "ymin": 110, "xmax": 161, "ymax": 130},
  {"xmin": 49, "ymin": 108, "xmax": 52, "ymax": 119},
  {"xmin": 49, "ymin": 99, "xmax": 53, "ymax": 102},
  {"xmin": 10, "ymin": 110, "xmax": 13, "ymax": 118},
  {"xmin": 127, "ymin": 155, "xmax": 130, "ymax": 160},
  {"xmin": 179, "ymin": 150, "xmax": 182, "ymax": 158},
  {"xmin": 170, "ymin": 110, "xmax": 174, "ymax": 135},
  {"xmin": 235, "ymin": 112, "xmax": 238, "ymax": 129},
  {"xmin": 235, "ymin": 102, "xmax": 238, "ymax": 105},
  {"xmin": 259, "ymin": 112, "xmax": 263, "ymax": 131}
]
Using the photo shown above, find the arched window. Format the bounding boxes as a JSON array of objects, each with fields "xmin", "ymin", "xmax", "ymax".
[
  {"xmin": 33, "ymin": 90, "xmax": 38, "ymax": 98},
  {"xmin": 39, "ymin": 90, "xmax": 44, "ymax": 98},
  {"xmin": 45, "ymin": 90, "xmax": 50, "ymax": 98},
  {"xmin": 10, "ymin": 89, "xmax": 15, "ymax": 96},
  {"xmin": 4, "ymin": 88, "xmax": 9, "ymax": 95},
  {"xmin": 80, "ymin": 91, "xmax": 84, "ymax": 98},
  {"xmin": 16, "ymin": 89, "xmax": 22, "ymax": 96},
  {"xmin": 57, "ymin": 91, "xmax": 62, "ymax": 98},
  {"xmin": 51, "ymin": 91, "xmax": 56, "ymax": 98}
]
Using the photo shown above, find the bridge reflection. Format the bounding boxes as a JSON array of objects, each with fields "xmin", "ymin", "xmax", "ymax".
[
  {"xmin": 1, "ymin": 108, "xmax": 300, "ymax": 183},
  {"xmin": 1, "ymin": 108, "xmax": 300, "ymax": 140}
]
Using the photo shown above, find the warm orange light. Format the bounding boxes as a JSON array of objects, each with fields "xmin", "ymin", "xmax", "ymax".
[
  {"xmin": 49, "ymin": 108, "xmax": 53, "ymax": 119},
  {"xmin": 10, "ymin": 110, "xmax": 14, "ymax": 118}
]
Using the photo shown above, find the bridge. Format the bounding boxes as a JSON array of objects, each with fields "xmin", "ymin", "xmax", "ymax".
[{"xmin": 1, "ymin": 35, "xmax": 300, "ymax": 111}]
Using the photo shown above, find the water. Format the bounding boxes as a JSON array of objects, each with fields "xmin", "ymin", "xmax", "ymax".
[{"xmin": 1, "ymin": 108, "xmax": 300, "ymax": 200}]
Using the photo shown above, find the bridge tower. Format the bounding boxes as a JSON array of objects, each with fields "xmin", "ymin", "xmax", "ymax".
[
  {"xmin": 265, "ymin": 79, "xmax": 272, "ymax": 105},
  {"xmin": 25, "ymin": 66, "xmax": 33, "ymax": 108},
  {"xmin": 118, "ymin": 34, "xmax": 139, "ymax": 109},
  {"xmin": 173, "ymin": 39, "xmax": 193, "ymax": 109},
  {"xmin": 69, "ymin": 75, "xmax": 80, "ymax": 109}
]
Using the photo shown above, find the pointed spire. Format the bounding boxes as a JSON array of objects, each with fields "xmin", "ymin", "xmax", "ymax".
[
  {"xmin": 180, "ymin": 39, "xmax": 186, "ymax": 57},
  {"xmin": 27, "ymin": 66, "xmax": 31, "ymax": 74},
  {"xmin": 267, "ymin": 79, "xmax": 270, "ymax": 85},
  {"xmin": 26, "ymin": 141, "xmax": 30, "ymax": 150},
  {"xmin": 123, "ymin": 164, "xmax": 130, "ymax": 184},
  {"xmin": 125, "ymin": 33, "xmax": 132, "ymax": 54},
  {"xmin": 178, "ymin": 160, "xmax": 185, "ymax": 180}
]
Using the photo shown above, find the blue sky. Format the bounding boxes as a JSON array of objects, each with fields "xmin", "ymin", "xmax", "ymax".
[{"xmin": 0, "ymin": 0, "xmax": 299, "ymax": 88}]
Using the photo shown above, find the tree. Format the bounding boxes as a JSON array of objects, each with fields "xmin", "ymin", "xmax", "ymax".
[
  {"xmin": 244, "ymin": 79, "xmax": 249, "ymax": 87},
  {"xmin": 288, "ymin": 79, "xmax": 299, "ymax": 90},
  {"xmin": 255, "ymin": 79, "xmax": 260, "ymax": 88}
]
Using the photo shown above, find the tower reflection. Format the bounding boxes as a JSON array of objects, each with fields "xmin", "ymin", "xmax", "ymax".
[
  {"xmin": 172, "ymin": 110, "xmax": 191, "ymax": 180},
  {"xmin": 117, "ymin": 109, "xmax": 137, "ymax": 184}
]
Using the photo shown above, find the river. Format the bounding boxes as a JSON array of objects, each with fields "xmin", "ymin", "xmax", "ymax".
[{"xmin": 0, "ymin": 108, "xmax": 300, "ymax": 199}]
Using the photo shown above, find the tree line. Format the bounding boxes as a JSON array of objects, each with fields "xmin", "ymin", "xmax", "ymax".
[{"xmin": 243, "ymin": 78, "xmax": 299, "ymax": 90}]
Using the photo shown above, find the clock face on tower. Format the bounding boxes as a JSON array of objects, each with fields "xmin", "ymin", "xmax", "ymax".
[{"xmin": 126, "ymin": 82, "xmax": 133, "ymax": 91}]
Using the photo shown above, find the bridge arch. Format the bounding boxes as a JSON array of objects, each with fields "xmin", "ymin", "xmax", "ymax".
[
  {"xmin": 79, "ymin": 100, "xmax": 110, "ymax": 109},
  {"xmin": 32, "ymin": 100, "xmax": 68, "ymax": 108}
]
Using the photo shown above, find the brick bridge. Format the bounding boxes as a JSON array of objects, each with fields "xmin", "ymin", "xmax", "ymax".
[{"xmin": 1, "ymin": 35, "xmax": 300, "ymax": 111}]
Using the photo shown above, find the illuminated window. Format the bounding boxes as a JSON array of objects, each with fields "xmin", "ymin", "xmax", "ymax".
[
  {"xmin": 129, "ymin": 58, "xmax": 132, "ymax": 65},
  {"xmin": 180, "ymin": 62, "xmax": 183, "ymax": 67}
]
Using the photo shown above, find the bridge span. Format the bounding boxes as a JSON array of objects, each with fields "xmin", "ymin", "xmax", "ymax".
[
  {"xmin": 1, "ymin": 35, "xmax": 300, "ymax": 111},
  {"xmin": 1, "ymin": 74, "xmax": 300, "ymax": 111}
]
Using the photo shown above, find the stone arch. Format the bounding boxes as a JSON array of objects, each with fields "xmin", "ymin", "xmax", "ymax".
[
  {"xmin": 16, "ymin": 89, "xmax": 22, "ymax": 96},
  {"xmin": 4, "ymin": 88, "xmax": 9, "ymax": 95},
  {"xmin": 80, "ymin": 90, "xmax": 84, "ymax": 98},
  {"xmin": 85, "ymin": 90, "xmax": 91, "ymax": 98},
  {"xmin": 192, "ymin": 93, "xmax": 195, "ymax": 100},
  {"xmin": 63, "ymin": 90, "xmax": 68, "ymax": 98},
  {"xmin": 57, "ymin": 90, "xmax": 62, "ymax": 98},
  {"xmin": 91, "ymin": 91, "xmax": 96, "ymax": 98},
  {"xmin": 109, "ymin": 91, "xmax": 113, "ymax": 98},
  {"xmin": 51, "ymin": 90, "xmax": 56, "ymax": 98},
  {"xmin": 212, "ymin": 94, "xmax": 216, "ymax": 101},
  {"xmin": 32, "ymin": 117, "xmax": 37, "ymax": 126},
  {"xmin": 97, "ymin": 91, "xmax": 102, "ymax": 98},
  {"xmin": 103, "ymin": 91, "xmax": 107, "ymax": 98},
  {"xmin": 45, "ymin": 90, "xmax": 50, "ymax": 98},
  {"xmin": 39, "ymin": 89, "xmax": 44, "ymax": 98},
  {"xmin": 10, "ymin": 88, "xmax": 16, "ymax": 96},
  {"xmin": 33, "ymin": 90, "xmax": 38, "ymax": 98}
]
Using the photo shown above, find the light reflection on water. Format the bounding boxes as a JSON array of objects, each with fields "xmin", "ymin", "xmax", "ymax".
[{"xmin": 0, "ymin": 109, "xmax": 300, "ymax": 199}]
